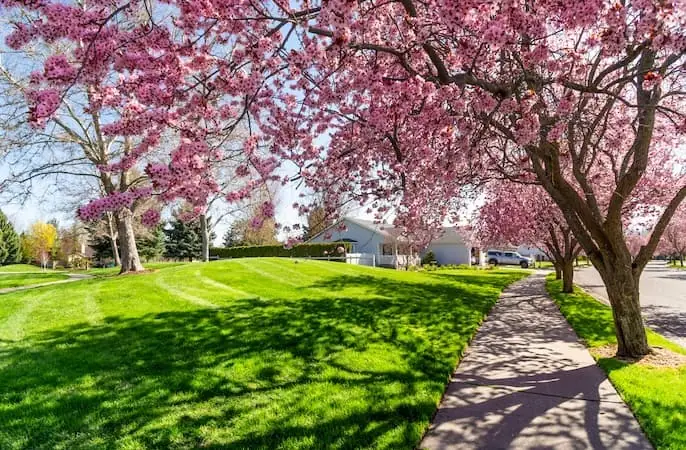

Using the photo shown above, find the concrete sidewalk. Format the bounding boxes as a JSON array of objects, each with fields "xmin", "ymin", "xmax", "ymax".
[{"xmin": 420, "ymin": 273, "xmax": 651, "ymax": 450}]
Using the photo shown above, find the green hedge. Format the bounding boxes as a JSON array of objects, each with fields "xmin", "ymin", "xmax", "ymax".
[{"xmin": 210, "ymin": 242, "xmax": 353, "ymax": 259}]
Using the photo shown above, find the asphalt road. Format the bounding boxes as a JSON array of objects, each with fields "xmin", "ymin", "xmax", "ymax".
[{"xmin": 575, "ymin": 261, "xmax": 686, "ymax": 348}]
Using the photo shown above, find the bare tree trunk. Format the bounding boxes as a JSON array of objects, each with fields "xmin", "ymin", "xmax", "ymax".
[
  {"xmin": 562, "ymin": 259, "xmax": 574, "ymax": 293},
  {"xmin": 115, "ymin": 208, "xmax": 144, "ymax": 274},
  {"xmin": 598, "ymin": 265, "xmax": 650, "ymax": 357},
  {"xmin": 106, "ymin": 213, "xmax": 121, "ymax": 266},
  {"xmin": 200, "ymin": 213, "xmax": 210, "ymax": 263}
]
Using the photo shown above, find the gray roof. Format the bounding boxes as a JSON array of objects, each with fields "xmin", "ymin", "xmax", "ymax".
[{"xmin": 307, "ymin": 216, "xmax": 472, "ymax": 245}]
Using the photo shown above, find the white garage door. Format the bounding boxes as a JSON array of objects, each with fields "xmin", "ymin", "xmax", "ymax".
[{"xmin": 428, "ymin": 244, "xmax": 470, "ymax": 265}]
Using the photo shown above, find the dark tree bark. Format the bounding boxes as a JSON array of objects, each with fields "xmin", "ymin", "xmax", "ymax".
[
  {"xmin": 595, "ymin": 263, "xmax": 650, "ymax": 357},
  {"xmin": 562, "ymin": 260, "xmax": 574, "ymax": 293},
  {"xmin": 545, "ymin": 226, "xmax": 579, "ymax": 293},
  {"xmin": 116, "ymin": 208, "xmax": 144, "ymax": 274}
]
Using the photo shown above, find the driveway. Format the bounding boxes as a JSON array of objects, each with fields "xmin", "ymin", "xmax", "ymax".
[{"xmin": 575, "ymin": 261, "xmax": 686, "ymax": 347}]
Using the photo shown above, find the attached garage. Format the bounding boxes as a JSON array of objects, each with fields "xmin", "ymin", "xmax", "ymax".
[
  {"xmin": 427, "ymin": 243, "xmax": 472, "ymax": 265},
  {"xmin": 423, "ymin": 227, "xmax": 480, "ymax": 266}
]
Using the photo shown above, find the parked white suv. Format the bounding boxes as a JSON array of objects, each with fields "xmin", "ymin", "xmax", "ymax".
[{"xmin": 487, "ymin": 250, "xmax": 534, "ymax": 268}]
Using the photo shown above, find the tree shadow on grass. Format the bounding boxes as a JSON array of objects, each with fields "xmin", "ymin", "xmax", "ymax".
[{"xmin": 0, "ymin": 271, "xmax": 523, "ymax": 449}]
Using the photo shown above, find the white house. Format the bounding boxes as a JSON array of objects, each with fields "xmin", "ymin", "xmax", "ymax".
[{"xmin": 308, "ymin": 217, "xmax": 482, "ymax": 268}]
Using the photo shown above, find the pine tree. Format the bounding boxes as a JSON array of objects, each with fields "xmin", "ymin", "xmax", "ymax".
[
  {"xmin": 137, "ymin": 226, "xmax": 166, "ymax": 262},
  {"xmin": 222, "ymin": 223, "xmax": 243, "ymax": 247},
  {"xmin": 4, "ymin": 230, "xmax": 21, "ymax": 264},
  {"xmin": 164, "ymin": 219, "xmax": 202, "ymax": 261},
  {"xmin": 19, "ymin": 233, "xmax": 32, "ymax": 264},
  {"xmin": 0, "ymin": 225, "xmax": 8, "ymax": 264},
  {"xmin": 0, "ymin": 211, "xmax": 21, "ymax": 264}
]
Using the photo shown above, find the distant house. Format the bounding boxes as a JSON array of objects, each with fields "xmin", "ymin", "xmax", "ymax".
[{"xmin": 307, "ymin": 217, "xmax": 482, "ymax": 268}]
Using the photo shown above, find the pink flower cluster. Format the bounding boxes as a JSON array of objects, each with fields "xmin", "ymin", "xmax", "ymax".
[
  {"xmin": 513, "ymin": 115, "xmax": 541, "ymax": 146},
  {"xmin": 27, "ymin": 89, "xmax": 61, "ymax": 126},
  {"xmin": 43, "ymin": 54, "xmax": 76, "ymax": 82},
  {"xmin": 77, "ymin": 187, "xmax": 153, "ymax": 222},
  {"xmin": 141, "ymin": 209, "xmax": 161, "ymax": 227}
]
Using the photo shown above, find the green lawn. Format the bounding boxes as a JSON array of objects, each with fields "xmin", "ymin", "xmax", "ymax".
[
  {"xmin": 668, "ymin": 260, "xmax": 685, "ymax": 270},
  {"xmin": 0, "ymin": 272, "xmax": 70, "ymax": 289},
  {"xmin": 0, "ymin": 258, "xmax": 526, "ymax": 449},
  {"xmin": 0, "ymin": 264, "xmax": 51, "ymax": 273},
  {"xmin": 546, "ymin": 277, "xmax": 686, "ymax": 450},
  {"xmin": 71, "ymin": 261, "xmax": 187, "ymax": 277}
]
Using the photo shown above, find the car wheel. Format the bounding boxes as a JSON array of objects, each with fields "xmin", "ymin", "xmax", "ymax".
[
  {"xmin": 489, "ymin": 259, "xmax": 498, "ymax": 266},
  {"xmin": 520, "ymin": 261, "xmax": 529, "ymax": 269}
]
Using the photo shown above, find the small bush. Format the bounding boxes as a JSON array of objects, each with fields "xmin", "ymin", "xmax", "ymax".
[{"xmin": 420, "ymin": 251, "xmax": 438, "ymax": 266}]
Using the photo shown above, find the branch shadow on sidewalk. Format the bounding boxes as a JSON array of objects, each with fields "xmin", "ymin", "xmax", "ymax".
[{"xmin": 422, "ymin": 276, "xmax": 649, "ymax": 450}]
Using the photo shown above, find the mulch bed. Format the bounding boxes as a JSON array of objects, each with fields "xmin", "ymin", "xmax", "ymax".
[{"xmin": 591, "ymin": 344, "xmax": 686, "ymax": 368}]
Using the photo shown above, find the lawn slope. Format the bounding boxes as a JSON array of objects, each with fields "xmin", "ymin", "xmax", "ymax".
[
  {"xmin": 547, "ymin": 277, "xmax": 686, "ymax": 450},
  {"xmin": 0, "ymin": 259, "xmax": 526, "ymax": 449},
  {"xmin": 0, "ymin": 272, "xmax": 69, "ymax": 289},
  {"xmin": 0, "ymin": 264, "xmax": 58, "ymax": 273}
]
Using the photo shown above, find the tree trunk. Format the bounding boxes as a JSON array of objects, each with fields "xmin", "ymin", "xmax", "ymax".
[
  {"xmin": 681, "ymin": 254, "xmax": 684, "ymax": 267},
  {"xmin": 107, "ymin": 214, "xmax": 121, "ymax": 266},
  {"xmin": 601, "ymin": 267, "xmax": 650, "ymax": 357},
  {"xmin": 553, "ymin": 263, "xmax": 562, "ymax": 280},
  {"xmin": 562, "ymin": 259, "xmax": 574, "ymax": 293},
  {"xmin": 200, "ymin": 213, "xmax": 210, "ymax": 262},
  {"xmin": 115, "ymin": 208, "xmax": 144, "ymax": 274}
]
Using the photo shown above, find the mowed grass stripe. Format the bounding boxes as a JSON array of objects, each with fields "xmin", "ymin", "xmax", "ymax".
[
  {"xmin": 82, "ymin": 283, "xmax": 104, "ymax": 326},
  {"xmin": 0, "ymin": 291, "xmax": 51, "ymax": 341},
  {"xmin": 195, "ymin": 271, "xmax": 258, "ymax": 299},
  {"xmin": 155, "ymin": 275, "xmax": 219, "ymax": 309},
  {"xmin": 0, "ymin": 272, "xmax": 70, "ymax": 289},
  {"xmin": 255, "ymin": 259, "xmax": 339, "ymax": 296},
  {"xmin": 19, "ymin": 281, "xmax": 110, "ymax": 337},
  {"xmin": 233, "ymin": 258, "xmax": 304, "ymax": 288}
]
